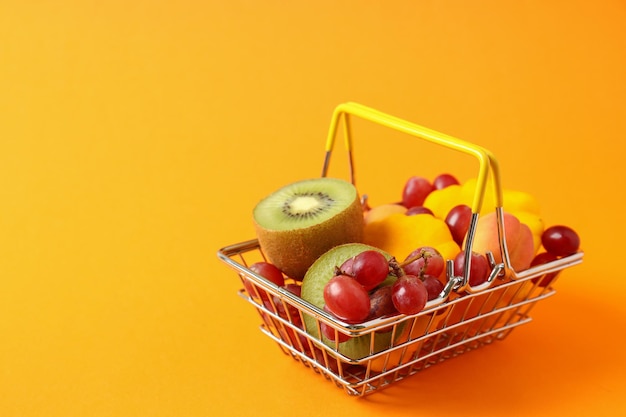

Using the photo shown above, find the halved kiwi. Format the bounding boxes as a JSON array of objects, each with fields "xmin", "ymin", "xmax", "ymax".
[
  {"xmin": 253, "ymin": 177, "xmax": 364, "ymax": 279},
  {"xmin": 301, "ymin": 243, "xmax": 399, "ymax": 360},
  {"xmin": 302, "ymin": 243, "xmax": 438, "ymax": 367}
]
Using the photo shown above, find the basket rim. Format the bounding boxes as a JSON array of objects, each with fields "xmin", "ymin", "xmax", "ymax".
[{"xmin": 217, "ymin": 238, "xmax": 583, "ymax": 334}]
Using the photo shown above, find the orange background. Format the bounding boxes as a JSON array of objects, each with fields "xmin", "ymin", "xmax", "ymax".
[{"xmin": 1, "ymin": 1, "xmax": 625, "ymax": 416}]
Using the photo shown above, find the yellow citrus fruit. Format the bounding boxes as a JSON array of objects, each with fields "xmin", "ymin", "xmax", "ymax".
[{"xmin": 363, "ymin": 213, "xmax": 460, "ymax": 261}]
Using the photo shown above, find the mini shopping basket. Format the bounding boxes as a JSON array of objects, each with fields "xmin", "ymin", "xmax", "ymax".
[{"xmin": 217, "ymin": 102, "xmax": 583, "ymax": 397}]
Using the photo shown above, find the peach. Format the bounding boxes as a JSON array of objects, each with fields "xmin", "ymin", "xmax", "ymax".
[
  {"xmin": 364, "ymin": 203, "xmax": 407, "ymax": 224},
  {"xmin": 466, "ymin": 211, "xmax": 535, "ymax": 272},
  {"xmin": 514, "ymin": 210, "xmax": 544, "ymax": 253}
]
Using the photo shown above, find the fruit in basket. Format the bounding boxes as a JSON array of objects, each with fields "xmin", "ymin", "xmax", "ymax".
[
  {"xmin": 364, "ymin": 203, "xmax": 406, "ymax": 224},
  {"xmin": 368, "ymin": 285, "xmax": 397, "ymax": 319},
  {"xmin": 301, "ymin": 243, "xmax": 402, "ymax": 359},
  {"xmin": 515, "ymin": 211, "xmax": 544, "ymax": 252},
  {"xmin": 350, "ymin": 250, "xmax": 390, "ymax": 291},
  {"xmin": 530, "ymin": 252, "xmax": 560, "ymax": 287},
  {"xmin": 406, "ymin": 206, "xmax": 434, "ymax": 216},
  {"xmin": 402, "ymin": 246, "xmax": 445, "ymax": 280},
  {"xmin": 253, "ymin": 177, "xmax": 364, "ymax": 280},
  {"xmin": 453, "ymin": 250, "xmax": 491, "ymax": 287},
  {"xmin": 421, "ymin": 274, "xmax": 445, "ymax": 301},
  {"xmin": 284, "ymin": 283, "xmax": 301, "ymax": 297},
  {"xmin": 423, "ymin": 177, "xmax": 545, "ymax": 251},
  {"xmin": 391, "ymin": 275, "xmax": 428, "ymax": 315},
  {"xmin": 468, "ymin": 211, "xmax": 535, "ymax": 271},
  {"xmin": 372, "ymin": 267, "xmax": 443, "ymax": 372},
  {"xmin": 445, "ymin": 204, "xmax": 473, "ymax": 247},
  {"xmin": 433, "ymin": 173, "xmax": 460, "ymax": 190},
  {"xmin": 321, "ymin": 305, "xmax": 352, "ymax": 343},
  {"xmin": 368, "ymin": 309, "xmax": 443, "ymax": 373},
  {"xmin": 423, "ymin": 182, "xmax": 463, "ymax": 220},
  {"xmin": 301, "ymin": 242, "xmax": 439, "ymax": 372},
  {"xmin": 458, "ymin": 178, "xmax": 542, "ymax": 216},
  {"xmin": 363, "ymin": 212, "xmax": 460, "ymax": 264},
  {"xmin": 249, "ymin": 262, "xmax": 285, "ymax": 287},
  {"xmin": 541, "ymin": 225, "xmax": 580, "ymax": 257},
  {"xmin": 243, "ymin": 261, "xmax": 285, "ymax": 301},
  {"xmin": 323, "ymin": 274, "xmax": 371, "ymax": 322},
  {"xmin": 402, "ymin": 176, "xmax": 435, "ymax": 208}
]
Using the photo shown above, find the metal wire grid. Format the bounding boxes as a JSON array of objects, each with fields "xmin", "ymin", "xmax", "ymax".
[{"xmin": 218, "ymin": 239, "xmax": 579, "ymax": 397}]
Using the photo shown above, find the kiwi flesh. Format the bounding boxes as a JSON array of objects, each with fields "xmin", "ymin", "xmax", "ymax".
[
  {"xmin": 253, "ymin": 177, "xmax": 364, "ymax": 280},
  {"xmin": 301, "ymin": 243, "xmax": 400, "ymax": 360}
]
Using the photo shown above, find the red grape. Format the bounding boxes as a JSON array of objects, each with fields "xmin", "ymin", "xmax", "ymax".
[
  {"xmin": 242, "ymin": 279, "xmax": 261, "ymax": 300},
  {"xmin": 286, "ymin": 327, "xmax": 311, "ymax": 354},
  {"xmin": 368, "ymin": 285, "xmax": 397, "ymax": 320},
  {"xmin": 391, "ymin": 275, "xmax": 428, "ymax": 315},
  {"xmin": 445, "ymin": 204, "xmax": 472, "ymax": 246},
  {"xmin": 321, "ymin": 305, "xmax": 351, "ymax": 343},
  {"xmin": 406, "ymin": 206, "xmax": 434, "ymax": 216},
  {"xmin": 433, "ymin": 173, "xmax": 460, "ymax": 190},
  {"xmin": 541, "ymin": 225, "xmax": 580, "ymax": 257},
  {"xmin": 530, "ymin": 252, "xmax": 560, "ymax": 287},
  {"xmin": 284, "ymin": 283, "xmax": 301, "ymax": 297},
  {"xmin": 351, "ymin": 250, "xmax": 389, "ymax": 291},
  {"xmin": 421, "ymin": 274, "xmax": 445, "ymax": 301},
  {"xmin": 339, "ymin": 256, "xmax": 355, "ymax": 276},
  {"xmin": 265, "ymin": 294, "xmax": 303, "ymax": 327},
  {"xmin": 402, "ymin": 176, "xmax": 434, "ymax": 208},
  {"xmin": 403, "ymin": 246, "xmax": 445, "ymax": 278},
  {"xmin": 263, "ymin": 284, "xmax": 302, "ymax": 325},
  {"xmin": 250, "ymin": 262, "xmax": 286, "ymax": 287},
  {"xmin": 244, "ymin": 261, "xmax": 285, "ymax": 301},
  {"xmin": 453, "ymin": 250, "xmax": 490, "ymax": 287},
  {"xmin": 323, "ymin": 275, "xmax": 370, "ymax": 323}
]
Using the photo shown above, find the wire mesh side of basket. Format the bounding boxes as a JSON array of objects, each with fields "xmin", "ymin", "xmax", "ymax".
[{"xmin": 218, "ymin": 239, "xmax": 583, "ymax": 397}]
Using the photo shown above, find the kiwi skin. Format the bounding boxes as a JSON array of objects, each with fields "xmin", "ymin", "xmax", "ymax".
[{"xmin": 254, "ymin": 195, "xmax": 364, "ymax": 280}]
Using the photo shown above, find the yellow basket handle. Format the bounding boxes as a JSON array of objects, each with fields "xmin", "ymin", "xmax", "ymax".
[{"xmin": 320, "ymin": 102, "xmax": 513, "ymax": 292}]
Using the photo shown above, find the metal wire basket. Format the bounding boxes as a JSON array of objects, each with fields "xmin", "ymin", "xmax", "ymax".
[{"xmin": 217, "ymin": 103, "xmax": 583, "ymax": 397}]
